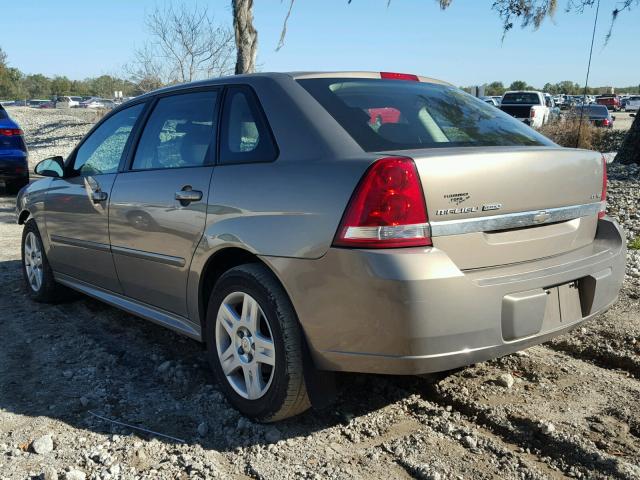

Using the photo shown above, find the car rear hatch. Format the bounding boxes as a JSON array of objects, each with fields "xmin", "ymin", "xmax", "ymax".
[
  {"xmin": 391, "ymin": 146, "xmax": 604, "ymax": 269},
  {"xmin": 294, "ymin": 74, "xmax": 604, "ymax": 269}
]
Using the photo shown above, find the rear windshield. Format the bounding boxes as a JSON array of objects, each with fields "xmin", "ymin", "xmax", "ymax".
[
  {"xmin": 501, "ymin": 92, "xmax": 541, "ymax": 104},
  {"xmin": 0, "ymin": 105, "xmax": 7, "ymax": 119},
  {"xmin": 298, "ymin": 78, "xmax": 552, "ymax": 152},
  {"xmin": 583, "ymin": 105, "xmax": 609, "ymax": 115}
]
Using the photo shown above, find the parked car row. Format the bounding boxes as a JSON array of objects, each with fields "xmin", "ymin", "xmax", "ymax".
[{"xmin": 2, "ymin": 96, "xmax": 130, "ymax": 110}]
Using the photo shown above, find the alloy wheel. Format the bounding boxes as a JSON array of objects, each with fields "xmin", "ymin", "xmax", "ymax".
[
  {"xmin": 24, "ymin": 231, "xmax": 43, "ymax": 292},
  {"xmin": 215, "ymin": 291, "xmax": 276, "ymax": 400}
]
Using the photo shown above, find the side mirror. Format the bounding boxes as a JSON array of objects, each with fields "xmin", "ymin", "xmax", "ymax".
[
  {"xmin": 34, "ymin": 156, "xmax": 64, "ymax": 178},
  {"xmin": 611, "ymin": 115, "xmax": 616, "ymax": 121}
]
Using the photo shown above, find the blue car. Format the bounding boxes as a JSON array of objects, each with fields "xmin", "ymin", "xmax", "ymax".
[{"xmin": 0, "ymin": 104, "xmax": 29, "ymax": 193}]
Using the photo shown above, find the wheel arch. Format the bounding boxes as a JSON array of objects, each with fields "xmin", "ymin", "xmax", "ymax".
[
  {"xmin": 198, "ymin": 247, "xmax": 274, "ymax": 334},
  {"xmin": 17, "ymin": 209, "xmax": 31, "ymax": 225},
  {"xmin": 196, "ymin": 245, "xmax": 336, "ymax": 409}
]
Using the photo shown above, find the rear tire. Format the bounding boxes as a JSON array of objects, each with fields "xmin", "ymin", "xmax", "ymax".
[
  {"xmin": 21, "ymin": 220, "xmax": 67, "ymax": 303},
  {"xmin": 205, "ymin": 263, "xmax": 311, "ymax": 422}
]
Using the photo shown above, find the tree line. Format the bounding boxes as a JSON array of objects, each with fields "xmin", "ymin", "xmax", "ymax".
[
  {"xmin": 0, "ymin": 68, "xmax": 139, "ymax": 100},
  {"xmin": 475, "ymin": 80, "xmax": 639, "ymax": 97}
]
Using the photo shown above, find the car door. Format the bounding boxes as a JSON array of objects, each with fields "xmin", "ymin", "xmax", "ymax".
[
  {"xmin": 108, "ymin": 89, "xmax": 219, "ymax": 316},
  {"xmin": 44, "ymin": 103, "xmax": 145, "ymax": 292}
]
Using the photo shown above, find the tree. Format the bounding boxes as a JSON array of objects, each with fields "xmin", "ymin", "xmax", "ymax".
[
  {"xmin": 509, "ymin": 80, "xmax": 531, "ymax": 91},
  {"xmin": 232, "ymin": 0, "xmax": 258, "ymax": 74},
  {"xmin": 128, "ymin": 3, "xmax": 234, "ymax": 90},
  {"xmin": 50, "ymin": 76, "xmax": 73, "ymax": 96},
  {"xmin": 23, "ymin": 74, "xmax": 51, "ymax": 99},
  {"xmin": 485, "ymin": 81, "xmax": 506, "ymax": 96}
]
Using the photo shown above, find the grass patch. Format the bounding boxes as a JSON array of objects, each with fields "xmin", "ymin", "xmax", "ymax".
[
  {"xmin": 538, "ymin": 116, "xmax": 626, "ymax": 152},
  {"xmin": 629, "ymin": 237, "xmax": 640, "ymax": 250}
]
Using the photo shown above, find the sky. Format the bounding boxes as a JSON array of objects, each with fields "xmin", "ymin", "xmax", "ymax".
[{"xmin": 2, "ymin": 0, "xmax": 639, "ymax": 88}]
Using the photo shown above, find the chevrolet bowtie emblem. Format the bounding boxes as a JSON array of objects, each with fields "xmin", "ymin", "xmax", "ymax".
[{"xmin": 533, "ymin": 211, "xmax": 551, "ymax": 224}]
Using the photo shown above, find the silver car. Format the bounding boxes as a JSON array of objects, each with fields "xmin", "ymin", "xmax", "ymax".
[{"xmin": 16, "ymin": 72, "xmax": 626, "ymax": 421}]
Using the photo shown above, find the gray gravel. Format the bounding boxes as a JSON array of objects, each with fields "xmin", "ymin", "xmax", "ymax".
[{"xmin": 0, "ymin": 107, "xmax": 638, "ymax": 480}]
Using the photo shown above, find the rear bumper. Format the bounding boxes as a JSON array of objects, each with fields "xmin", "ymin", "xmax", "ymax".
[
  {"xmin": 0, "ymin": 152, "xmax": 29, "ymax": 182},
  {"xmin": 264, "ymin": 218, "xmax": 626, "ymax": 375}
]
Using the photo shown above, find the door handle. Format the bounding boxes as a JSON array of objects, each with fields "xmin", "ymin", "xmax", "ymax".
[
  {"xmin": 175, "ymin": 187, "xmax": 203, "ymax": 205},
  {"xmin": 91, "ymin": 191, "xmax": 108, "ymax": 203}
]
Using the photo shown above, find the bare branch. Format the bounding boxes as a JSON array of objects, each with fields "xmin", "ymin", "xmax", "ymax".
[
  {"xmin": 128, "ymin": 3, "xmax": 234, "ymax": 88},
  {"xmin": 276, "ymin": 0, "xmax": 296, "ymax": 51}
]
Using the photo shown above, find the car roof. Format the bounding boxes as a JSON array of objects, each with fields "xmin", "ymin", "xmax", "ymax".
[{"xmin": 130, "ymin": 71, "xmax": 452, "ymax": 102}]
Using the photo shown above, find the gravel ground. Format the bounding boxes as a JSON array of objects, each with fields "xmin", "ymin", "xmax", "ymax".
[{"xmin": 0, "ymin": 108, "xmax": 639, "ymax": 480}]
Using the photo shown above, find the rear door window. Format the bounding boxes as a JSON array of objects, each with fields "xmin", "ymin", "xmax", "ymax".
[{"xmin": 298, "ymin": 78, "xmax": 552, "ymax": 152}]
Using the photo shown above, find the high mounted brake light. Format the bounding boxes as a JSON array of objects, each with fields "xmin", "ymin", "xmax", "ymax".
[
  {"xmin": 599, "ymin": 156, "xmax": 607, "ymax": 219},
  {"xmin": 380, "ymin": 72, "xmax": 419, "ymax": 82},
  {"xmin": 333, "ymin": 157, "xmax": 431, "ymax": 248}
]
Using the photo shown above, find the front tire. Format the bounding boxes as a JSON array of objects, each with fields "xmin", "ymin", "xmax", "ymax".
[
  {"xmin": 205, "ymin": 264, "xmax": 310, "ymax": 422},
  {"xmin": 21, "ymin": 220, "xmax": 65, "ymax": 303}
]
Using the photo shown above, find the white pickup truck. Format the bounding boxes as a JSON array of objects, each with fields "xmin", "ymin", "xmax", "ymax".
[
  {"xmin": 624, "ymin": 95, "xmax": 640, "ymax": 113},
  {"xmin": 500, "ymin": 91, "xmax": 551, "ymax": 128}
]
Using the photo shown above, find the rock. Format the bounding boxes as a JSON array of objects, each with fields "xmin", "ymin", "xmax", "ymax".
[
  {"xmin": 497, "ymin": 373, "xmax": 515, "ymax": 389},
  {"xmin": 462, "ymin": 435, "xmax": 477, "ymax": 449},
  {"xmin": 197, "ymin": 422, "xmax": 208, "ymax": 436},
  {"xmin": 108, "ymin": 463, "xmax": 120, "ymax": 475},
  {"xmin": 542, "ymin": 422, "xmax": 556, "ymax": 434},
  {"xmin": 42, "ymin": 466, "xmax": 58, "ymax": 480},
  {"xmin": 157, "ymin": 360, "xmax": 172, "ymax": 373},
  {"xmin": 64, "ymin": 470, "xmax": 86, "ymax": 480},
  {"xmin": 265, "ymin": 426, "xmax": 282, "ymax": 443},
  {"xmin": 31, "ymin": 434, "xmax": 54, "ymax": 454}
]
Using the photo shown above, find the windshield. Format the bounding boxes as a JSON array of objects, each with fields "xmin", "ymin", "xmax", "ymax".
[{"xmin": 298, "ymin": 78, "xmax": 552, "ymax": 152}]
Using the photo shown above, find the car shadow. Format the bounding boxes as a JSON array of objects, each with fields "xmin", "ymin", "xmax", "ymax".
[{"xmin": 0, "ymin": 255, "xmax": 432, "ymax": 453}]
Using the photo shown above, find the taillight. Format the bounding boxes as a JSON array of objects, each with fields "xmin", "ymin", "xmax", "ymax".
[
  {"xmin": 603, "ymin": 118, "xmax": 610, "ymax": 126},
  {"xmin": 599, "ymin": 156, "xmax": 607, "ymax": 219},
  {"xmin": 530, "ymin": 108, "xmax": 536, "ymax": 118},
  {"xmin": 0, "ymin": 128, "xmax": 23, "ymax": 136},
  {"xmin": 380, "ymin": 72, "xmax": 419, "ymax": 81},
  {"xmin": 333, "ymin": 157, "xmax": 431, "ymax": 248}
]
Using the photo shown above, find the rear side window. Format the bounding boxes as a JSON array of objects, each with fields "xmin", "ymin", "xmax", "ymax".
[
  {"xmin": 219, "ymin": 87, "xmax": 277, "ymax": 164},
  {"xmin": 131, "ymin": 91, "xmax": 218, "ymax": 170},
  {"xmin": 502, "ymin": 92, "xmax": 540, "ymax": 104},
  {"xmin": 298, "ymin": 78, "xmax": 552, "ymax": 152},
  {"xmin": 0, "ymin": 106, "xmax": 7, "ymax": 119}
]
